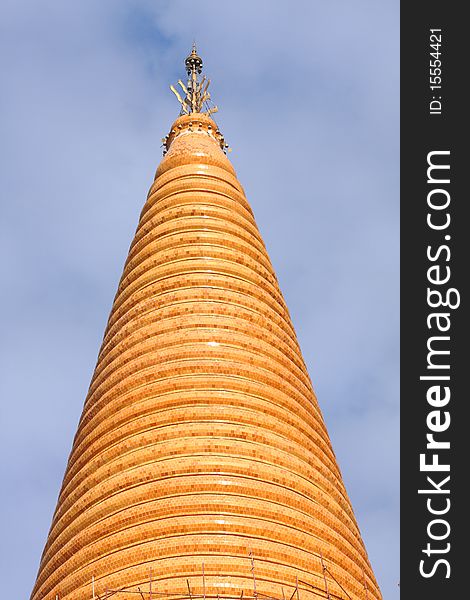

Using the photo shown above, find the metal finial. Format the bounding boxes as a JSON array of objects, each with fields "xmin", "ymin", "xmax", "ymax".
[{"xmin": 170, "ymin": 45, "xmax": 218, "ymax": 116}]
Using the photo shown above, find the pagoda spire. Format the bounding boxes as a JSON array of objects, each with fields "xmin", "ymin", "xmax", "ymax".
[
  {"xmin": 170, "ymin": 44, "xmax": 218, "ymax": 116},
  {"xmin": 30, "ymin": 50, "xmax": 382, "ymax": 600}
]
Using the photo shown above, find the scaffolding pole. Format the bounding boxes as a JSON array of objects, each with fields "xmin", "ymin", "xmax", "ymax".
[
  {"xmin": 187, "ymin": 579, "xmax": 193, "ymax": 600},
  {"xmin": 319, "ymin": 553, "xmax": 330, "ymax": 600},
  {"xmin": 322, "ymin": 561, "xmax": 352, "ymax": 600},
  {"xmin": 202, "ymin": 563, "xmax": 206, "ymax": 600},
  {"xmin": 249, "ymin": 552, "xmax": 258, "ymax": 600},
  {"xmin": 362, "ymin": 570, "xmax": 369, "ymax": 600}
]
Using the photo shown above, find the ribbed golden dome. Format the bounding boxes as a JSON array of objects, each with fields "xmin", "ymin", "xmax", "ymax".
[{"xmin": 31, "ymin": 111, "xmax": 381, "ymax": 600}]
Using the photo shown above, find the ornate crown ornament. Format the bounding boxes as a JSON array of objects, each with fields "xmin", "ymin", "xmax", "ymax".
[{"xmin": 170, "ymin": 44, "xmax": 219, "ymax": 116}]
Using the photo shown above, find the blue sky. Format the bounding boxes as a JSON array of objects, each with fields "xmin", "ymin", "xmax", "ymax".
[{"xmin": 0, "ymin": 1, "xmax": 399, "ymax": 597}]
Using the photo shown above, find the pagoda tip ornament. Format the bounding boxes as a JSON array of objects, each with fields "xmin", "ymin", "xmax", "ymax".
[
  {"xmin": 170, "ymin": 44, "xmax": 219, "ymax": 116},
  {"xmin": 164, "ymin": 46, "xmax": 230, "ymax": 155}
]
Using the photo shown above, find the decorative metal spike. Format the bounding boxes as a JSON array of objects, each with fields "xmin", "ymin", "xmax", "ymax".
[
  {"xmin": 170, "ymin": 85, "xmax": 183, "ymax": 104},
  {"xmin": 177, "ymin": 79, "xmax": 188, "ymax": 94},
  {"xmin": 171, "ymin": 47, "xmax": 219, "ymax": 116}
]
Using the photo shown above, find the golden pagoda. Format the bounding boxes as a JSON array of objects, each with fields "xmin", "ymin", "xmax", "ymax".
[{"xmin": 31, "ymin": 47, "xmax": 382, "ymax": 600}]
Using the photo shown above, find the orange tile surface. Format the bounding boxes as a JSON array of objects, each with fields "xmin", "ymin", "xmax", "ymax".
[{"xmin": 31, "ymin": 113, "xmax": 382, "ymax": 600}]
